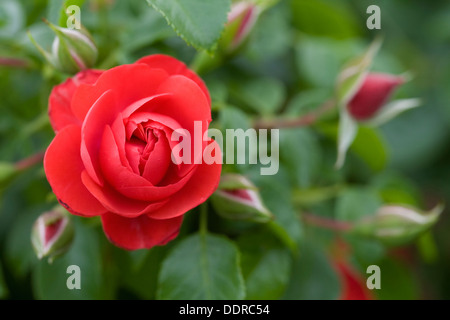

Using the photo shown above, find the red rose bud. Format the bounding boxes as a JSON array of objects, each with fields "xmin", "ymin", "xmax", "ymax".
[
  {"xmin": 221, "ymin": 2, "xmax": 260, "ymax": 53},
  {"xmin": 347, "ymin": 73, "xmax": 404, "ymax": 121},
  {"xmin": 211, "ymin": 174, "xmax": 273, "ymax": 223},
  {"xmin": 351, "ymin": 204, "xmax": 443, "ymax": 246},
  {"xmin": 31, "ymin": 210, "xmax": 74, "ymax": 262},
  {"xmin": 29, "ymin": 20, "xmax": 97, "ymax": 74}
]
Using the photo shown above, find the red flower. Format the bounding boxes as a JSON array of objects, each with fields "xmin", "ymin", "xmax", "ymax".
[
  {"xmin": 347, "ymin": 73, "xmax": 404, "ymax": 120},
  {"xmin": 44, "ymin": 54, "xmax": 222, "ymax": 250}
]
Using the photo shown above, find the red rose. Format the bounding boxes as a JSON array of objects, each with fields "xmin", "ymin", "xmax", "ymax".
[
  {"xmin": 44, "ymin": 54, "xmax": 222, "ymax": 250},
  {"xmin": 348, "ymin": 72, "xmax": 404, "ymax": 120}
]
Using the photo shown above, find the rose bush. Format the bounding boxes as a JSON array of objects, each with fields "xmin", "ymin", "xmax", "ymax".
[{"xmin": 44, "ymin": 54, "xmax": 222, "ymax": 250}]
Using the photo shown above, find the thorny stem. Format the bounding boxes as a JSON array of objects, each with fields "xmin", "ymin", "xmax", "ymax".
[
  {"xmin": 302, "ymin": 212, "xmax": 353, "ymax": 232},
  {"xmin": 253, "ymin": 99, "xmax": 336, "ymax": 130}
]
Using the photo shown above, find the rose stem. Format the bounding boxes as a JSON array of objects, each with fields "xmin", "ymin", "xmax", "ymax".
[
  {"xmin": 15, "ymin": 151, "xmax": 45, "ymax": 171},
  {"xmin": 199, "ymin": 203, "xmax": 209, "ymax": 236},
  {"xmin": 253, "ymin": 99, "xmax": 336, "ymax": 130},
  {"xmin": 302, "ymin": 212, "xmax": 353, "ymax": 232},
  {"xmin": 0, "ymin": 57, "xmax": 29, "ymax": 68}
]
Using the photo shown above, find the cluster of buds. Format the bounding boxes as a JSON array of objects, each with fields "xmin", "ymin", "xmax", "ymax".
[{"xmin": 29, "ymin": 20, "xmax": 97, "ymax": 74}]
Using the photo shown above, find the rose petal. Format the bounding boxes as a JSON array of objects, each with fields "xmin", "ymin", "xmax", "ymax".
[
  {"xmin": 80, "ymin": 89, "xmax": 118, "ymax": 186},
  {"xmin": 136, "ymin": 54, "xmax": 210, "ymax": 103},
  {"xmin": 49, "ymin": 69, "xmax": 103, "ymax": 132},
  {"xmin": 71, "ymin": 64, "xmax": 169, "ymax": 122},
  {"xmin": 44, "ymin": 125, "xmax": 107, "ymax": 217},
  {"xmin": 148, "ymin": 141, "xmax": 222, "ymax": 220},
  {"xmin": 99, "ymin": 126, "xmax": 193, "ymax": 201},
  {"xmin": 81, "ymin": 170, "xmax": 168, "ymax": 218},
  {"xmin": 81, "ymin": 91, "xmax": 168, "ymax": 186},
  {"xmin": 101, "ymin": 212, "xmax": 183, "ymax": 250},
  {"xmin": 141, "ymin": 131, "xmax": 171, "ymax": 185}
]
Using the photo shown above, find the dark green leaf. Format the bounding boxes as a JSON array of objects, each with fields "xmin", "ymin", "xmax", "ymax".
[
  {"xmin": 283, "ymin": 242, "xmax": 340, "ymax": 300},
  {"xmin": 157, "ymin": 233, "xmax": 245, "ymax": 300},
  {"xmin": 230, "ymin": 77, "xmax": 286, "ymax": 115},
  {"xmin": 335, "ymin": 187, "xmax": 382, "ymax": 222},
  {"xmin": 146, "ymin": 0, "xmax": 231, "ymax": 51},
  {"xmin": 290, "ymin": 0, "xmax": 359, "ymax": 39},
  {"xmin": 279, "ymin": 128, "xmax": 321, "ymax": 188},
  {"xmin": 0, "ymin": 263, "xmax": 8, "ymax": 299},
  {"xmin": 238, "ymin": 231, "xmax": 292, "ymax": 300}
]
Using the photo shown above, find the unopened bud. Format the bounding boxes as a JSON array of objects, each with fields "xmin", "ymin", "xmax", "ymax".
[
  {"xmin": 347, "ymin": 73, "xmax": 404, "ymax": 121},
  {"xmin": 351, "ymin": 204, "xmax": 443, "ymax": 246},
  {"xmin": 221, "ymin": 2, "xmax": 260, "ymax": 53},
  {"xmin": 31, "ymin": 210, "xmax": 74, "ymax": 262},
  {"xmin": 29, "ymin": 21, "xmax": 97, "ymax": 74},
  {"xmin": 211, "ymin": 174, "xmax": 273, "ymax": 223}
]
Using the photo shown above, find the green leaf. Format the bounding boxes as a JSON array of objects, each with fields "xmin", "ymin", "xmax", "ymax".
[
  {"xmin": 0, "ymin": 263, "xmax": 8, "ymax": 299},
  {"xmin": 279, "ymin": 128, "xmax": 321, "ymax": 188},
  {"xmin": 245, "ymin": 2, "xmax": 293, "ymax": 61},
  {"xmin": 230, "ymin": 77, "xmax": 286, "ymax": 115},
  {"xmin": 157, "ymin": 233, "xmax": 245, "ymax": 300},
  {"xmin": 335, "ymin": 188, "xmax": 382, "ymax": 222},
  {"xmin": 375, "ymin": 258, "xmax": 419, "ymax": 300},
  {"xmin": 119, "ymin": 247, "xmax": 167, "ymax": 300},
  {"xmin": 250, "ymin": 173, "xmax": 303, "ymax": 249},
  {"xmin": 351, "ymin": 126, "xmax": 388, "ymax": 172},
  {"xmin": 146, "ymin": 0, "xmax": 231, "ymax": 51},
  {"xmin": 290, "ymin": 0, "xmax": 360, "ymax": 39},
  {"xmin": 119, "ymin": 9, "xmax": 174, "ymax": 54},
  {"xmin": 0, "ymin": 0, "xmax": 24, "ymax": 39},
  {"xmin": 4, "ymin": 209, "xmax": 40, "ymax": 279},
  {"xmin": 32, "ymin": 220, "xmax": 113, "ymax": 300},
  {"xmin": 219, "ymin": 106, "xmax": 251, "ymax": 131},
  {"xmin": 238, "ymin": 231, "xmax": 292, "ymax": 300},
  {"xmin": 295, "ymin": 36, "xmax": 364, "ymax": 88},
  {"xmin": 283, "ymin": 242, "xmax": 340, "ymax": 300},
  {"xmin": 319, "ymin": 123, "xmax": 388, "ymax": 172}
]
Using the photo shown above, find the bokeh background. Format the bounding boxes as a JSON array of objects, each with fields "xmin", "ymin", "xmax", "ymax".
[{"xmin": 1, "ymin": 0, "xmax": 450, "ymax": 299}]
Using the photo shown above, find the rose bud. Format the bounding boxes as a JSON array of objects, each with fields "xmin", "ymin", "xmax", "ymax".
[
  {"xmin": 211, "ymin": 174, "xmax": 273, "ymax": 223},
  {"xmin": 31, "ymin": 210, "xmax": 74, "ymax": 262},
  {"xmin": 351, "ymin": 204, "xmax": 443, "ymax": 246},
  {"xmin": 347, "ymin": 73, "xmax": 404, "ymax": 121},
  {"xmin": 29, "ymin": 21, "xmax": 97, "ymax": 74},
  {"xmin": 221, "ymin": 1, "xmax": 260, "ymax": 53}
]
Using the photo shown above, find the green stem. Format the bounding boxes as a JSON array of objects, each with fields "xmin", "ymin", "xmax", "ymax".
[
  {"xmin": 14, "ymin": 151, "xmax": 45, "ymax": 171},
  {"xmin": 199, "ymin": 203, "xmax": 208, "ymax": 236},
  {"xmin": 190, "ymin": 51, "xmax": 223, "ymax": 75}
]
